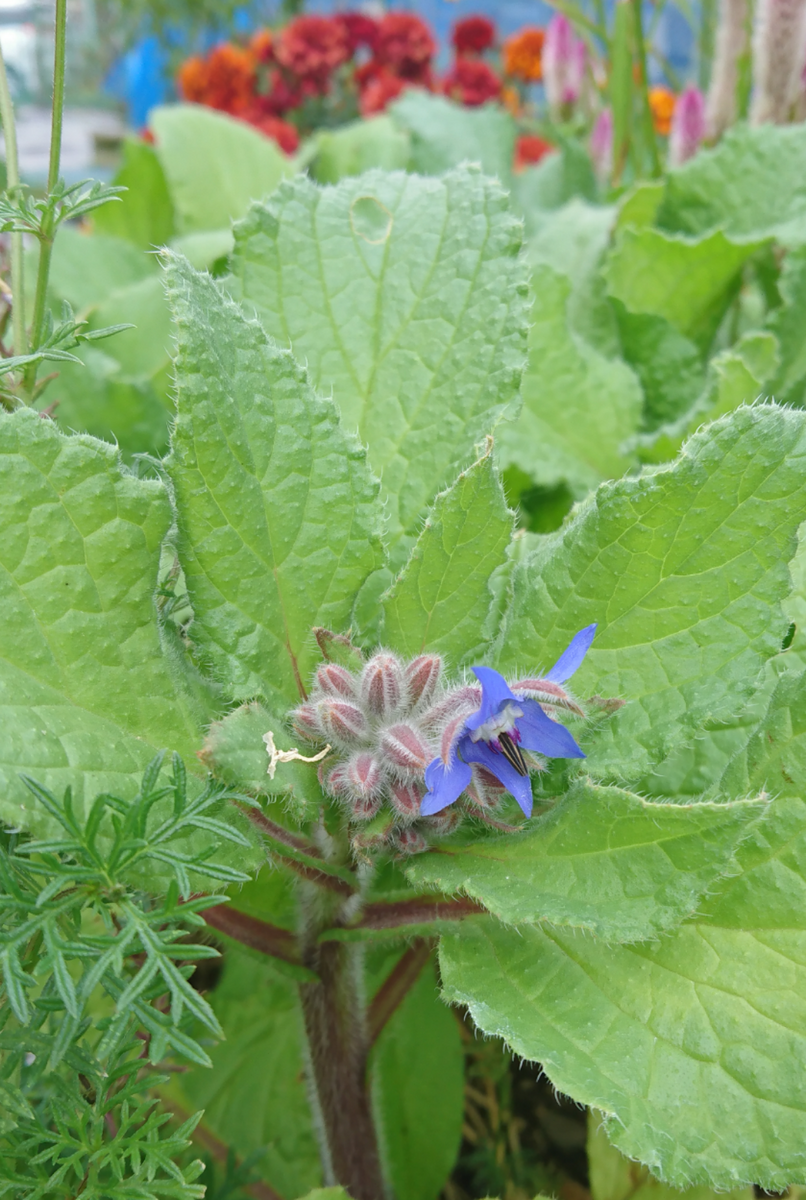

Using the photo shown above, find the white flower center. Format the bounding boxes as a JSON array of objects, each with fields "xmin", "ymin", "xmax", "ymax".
[{"xmin": 469, "ymin": 702, "xmax": 523, "ymax": 743}]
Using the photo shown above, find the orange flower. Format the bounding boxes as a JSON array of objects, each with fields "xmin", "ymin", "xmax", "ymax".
[
  {"xmin": 250, "ymin": 28, "xmax": 273, "ymax": 64},
  {"xmin": 501, "ymin": 84, "xmax": 522, "ymax": 116},
  {"xmin": 503, "ymin": 27, "xmax": 545, "ymax": 82},
  {"xmin": 649, "ymin": 85, "xmax": 676, "ymax": 135},
  {"xmin": 177, "ymin": 55, "xmax": 209, "ymax": 104},
  {"xmin": 177, "ymin": 43, "xmax": 255, "ymax": 115}
]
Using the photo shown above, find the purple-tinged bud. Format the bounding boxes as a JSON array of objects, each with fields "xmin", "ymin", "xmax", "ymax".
[
  {"xmin": 543, "ymin": 13, "xmax": 586, "ymax": 118},
  {"xmin": 316, "ymin": 663, "xmax": 357, "ymax": 699},
  {"xmin": 706, "ymin": 0, "xmax": 749, "ymax": 138},
  {"xmin": 590, "ymin": 109, "xmax": 613, "ymax": 183},
  {"xmin": 669, "ymin": 86, "xmax": 706, "ymax": 165},
  {"xmin": 390, "ymin": 780, "xmax": 424, "ymax": 820},
  {"xmin": 360, "ymin": 652, "xmax": 405, "ymax": 718},
  {"xmin": 439, "ymin": 713, "xmax": 469, "ymax": 766},
  {"xmin": 345, "ymin": 751, "xmax": 384, "ymax": 801},
  {"xmin": 424, "ymin": 808, "xmax": 461, "ymax": 837},
  {"xmin": 512, "ymin": 677, "xmax": 585, "ymax": 717},
  {"xmin": 750, "ymin": 0, "xmax": 806, "ymax": 123},
  {"xmin": 292, "ymin": 703, "xmax": 324, "ymax": 742},
  {"xmin": 316, "ymin": 699, "xmax": 368, "ymax": 747},
  {"xmin": 380, "ymin": 723, "xmax": 432, "ymax": 773},
  {"xmin": 421, "ymin": 685, "xmax": 481, "ymax": 731},
  {"xmin": 405, "ymin": 654, "xmax": 443, "ymax": 707},
  {"xmin": 394, "ymin": 827, "xmax": 429, "ymax": 856}
]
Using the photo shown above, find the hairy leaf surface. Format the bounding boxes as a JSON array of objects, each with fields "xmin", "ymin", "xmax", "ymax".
[
  {"xmin": 383, "ymin": 445, "xmax": 513, "ymax": 664},
  {"xmin": 406, "ymin": 782, "xmax": 767, "ymax": 941},
  {"xmin": 498, "ymin": 405, "xmax": 806, "ymax": 781},
  {"xmin": 166, "ymin": 255, "xmax": 385, "ymax": 707},
  {"xmin": 229, "ymin": 166, "xmax": 529, "ymax": 564}
]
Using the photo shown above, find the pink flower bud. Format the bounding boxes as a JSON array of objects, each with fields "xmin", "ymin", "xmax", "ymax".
[
  {"xmin": 292, "ymin": 702, "xmax": 324, "ymax": 742},
  {"xmin": 421, "ymin": 684, "xmax": 481, "ymax": 731},
  {"xmin": 380, "ymin": 722, "xmax": 432, "ymax": 772},
  {"xmin": 389, "ymin": 780, "xmax": 423, "ymax": 819},
  {"xmin": 590, "ymin": 109, "xmax": 613, "ymax": 183},
  {"xmin": 543, "ymin": 13, "xmax": 586, "ymax": 118},
  {"xmin": 316, "ymin": 699, "xmax": 368, "ymax": 746},
  {"xmin": 345, "ymin": 751, "xmax": 384, "ymax": 801},
  {"xmin": 315, "ymin": 663, "xmax": 357, "ymax": 699},
  {"xmin": 394, "ymin": 827, "xmax": 429, "ymax": 856},
  {"xmin": 512, "ymin": 678, "xmax": 585, "ymax": 717},
  {"xmin": 405, "ymin": 654, "xmax": 443, "ymax": 707},
  {"xmin": 360, "ymin": 652, "xmax": 405, "ymax": 717},
  {"xmin": 669, "ymin": 86, "xmax": 706, "ymax": 165},
  {"xmin": 424, "ymin": 807, "xmax": 461, "ymax": 836}
]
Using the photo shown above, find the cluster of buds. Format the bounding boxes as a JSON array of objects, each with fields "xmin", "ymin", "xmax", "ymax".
[{"xmin": 291, "ymin": 644, "xmax": 589, "ymax": 856}]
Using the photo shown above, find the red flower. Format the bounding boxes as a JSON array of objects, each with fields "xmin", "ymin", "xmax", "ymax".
[
  {"xmin": 260, "ymin": 68, "xmax": 305, "ymax": 116},
  {"xmin": 514, "ymin": 133, "xmax": 555, "ymax": 171},
  {"xmin": 177, "ymin": 42, "xmax": 256, "ymax": 115},
  {"xmin": 374, "ymin": 13, "xmax": 435, "ymax": 82},
  {"xmin": 452, "ymin": 16, "xmax": 496, "ymax": 56},
  {"xmin": 334, "ymin": 12, "xmax": 380, "ymax": 55},
  {"xmin": 443, "ymin": 58, "xmax": 501, "ymax": 106},
  {"xmin": 275, "ymin": 15, "xmax": 350, "ymax": 84},
  {"xmin": 250, "ymin": 28, "xmax": 274, "ymax": 64},
  {"xmin": 244, "ymin": 109, "xmax": 300, "ymax": 154},
  {"xmin": 359, "ymin": 66, "xmax": 409, "ymax": 115}
]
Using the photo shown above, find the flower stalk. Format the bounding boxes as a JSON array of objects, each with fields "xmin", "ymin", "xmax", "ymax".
[{"xmin": 0, "ymin": 42, "xmax": 25, "ymax": 358}]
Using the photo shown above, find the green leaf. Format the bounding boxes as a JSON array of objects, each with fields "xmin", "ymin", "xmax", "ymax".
[
  {"xmin": 658, "ymin": 123, "xmax": 806, "ymax": 247},
  {"xmin": 615, "ymin": 181, "xmax": 665, "ymax": 233},
  {"xmin": 612, "ymin": 303, "xmax": 705, "ymax": 430},
  {"xmin": 439, "ymin": 788, "xmax": 806, "ymax": 1190},
  {"xmin": 85, "ymin": 274, "xmax": 173, "ymax": 383},
  {"xmin": 604, "ymin": 226, "xmax": 766, "ymax": 351},
  {"xmin": 406, "ymin": 781, "xmax": 767, "ymax": 941},
  {"xmin": 170, "ymin": 229, "xmax": 234, "ymax": 271},
  {"xmin": 371, "ymin": 957, "xmax": 465, "ymax": 1200},
  {"xmin": 151, "ymin": 105, "xmax": 296, "ymax": 234},
  {"xmin": 310, "ymin": 115, "xmax": 411, "ymax": 184},
  {"xmin": 164, "ymin": 948, "xmax": 322, "ymax": 1200},
  {"xmin": 587, "ymin": 1111, "xmax": 754, "ymax": 1200},
  {"xmin": 497, "ymin": 405, "xmax": 806, "ymax": 782},
  {"xmin": 720, "ymin": 666, "xmax": 806, "ymax": 801},
  {"xmin": 229, "ymin": 166, "xmax": 529, "ymax": 565},
  {"xmin": 165, "ymin": 254, "xmax": 385, "ymax": 708},
  {"xmin": 383, "ymin": 444, "xmax": 513, "ymax": 664},
  {"xmin": 45, "ymin": 226, "xmax": 156, "ymax": 314},
  {"xmin": 92, "ymin": 135, "xmax": 177, "ymax": 249},
  {"xmin": 391, "ymin": 91, "xmax": 515, "ymax": 183},
  {"xmin": 496, "ymin": 265, "xmax": 642, "ymax": 494},
  {"xmin": 768, "ymin": 246, "xmax": 806, "ymax": 406},
  {"xmin": 0, "ymin": 408, "xmax": 202, "ymax": 833}
]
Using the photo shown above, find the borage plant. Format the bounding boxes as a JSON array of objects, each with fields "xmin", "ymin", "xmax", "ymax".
[{"xmin": 2, "ymin": 161, "xmax": 806, "ymax": 1199}]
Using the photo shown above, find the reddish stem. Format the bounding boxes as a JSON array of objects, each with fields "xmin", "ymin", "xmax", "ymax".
[
  {"xmin": 368, "ymin": 939, "xmax": 435, "ymax": 1045},
  {"xmin": 349, "ymin": 894, "xmax": 485, "ymax": 931},
  {"xmin": 201, "ymin": 904, "xmax": 302, "ymax": 969}
]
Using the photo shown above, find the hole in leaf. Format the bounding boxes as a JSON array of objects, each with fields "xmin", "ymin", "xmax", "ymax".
[{"xmin": 350, "ymin": 195, "xmax": 393, "ymax": 245}]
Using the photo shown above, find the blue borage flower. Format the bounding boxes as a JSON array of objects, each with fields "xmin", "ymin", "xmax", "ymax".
[{"xmin": 421, "ymin": 624, "xmax": 596, "ymax": 819}]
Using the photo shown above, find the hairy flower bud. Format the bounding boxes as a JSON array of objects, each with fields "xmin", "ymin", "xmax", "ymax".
[
  {"xmin": 316, "ymin": 699, "xmax": 368, "ymax": 746},
  {"xmin": 394, "ymin": 826, "xmax": 429, "ymax": 855},
  {"xmin": 405, "ymin": 654, "xmax": 443, "ymax": 707},
  {"xmin": 316, "ymin": 663, "xmax": 357, "ymax": 699},
  {"xmin": 512, "ymin": 677, "xmax": 585, "ymax": 717},
  {"xmin": 341, "ymin": 752, "xmax": 385, "ymax": 820},
  {"xmin": 360, "ymin": 652, "xmax": 405, "ymax": 717},
  {"xmin": 389, "ymin": 780, "xmax": 423, "ymax": 819},
  {"xmin": 421, "ymin": 684, "xmax": 481, "ymax": 731},
  {"xmin": 669, "ymin": 86, "xmax": 706, "ymax": 165},
  {"xmin": 292, "ymin": 702, "xmax": 324, "ymax": 742},
  {"xmin": 543, "ymin": 13, "xmax": 586, "ymax": 118},
  {"xmin": 380, "ymin": 722, "xmax": 432, "ymax": 773}
]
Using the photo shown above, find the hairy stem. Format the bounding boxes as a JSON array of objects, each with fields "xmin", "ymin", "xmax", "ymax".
[
  {"xmin": 0, "ymin": 42, "xmax": 25, "ymax": 357},
  {"xmin": 298, "ymin": 889, "xmax": 385, "ymax": 1200},
  {"xmin": 24, "ymin": 0, "xmax": 67, "ymax": 394},
  {"xmin": 200, "ymin": 902, "xmax": 310, "ymax": 971},
  {"xmin": 368, "ymin": 939, "xmax": 434, "ymax": 1045}
]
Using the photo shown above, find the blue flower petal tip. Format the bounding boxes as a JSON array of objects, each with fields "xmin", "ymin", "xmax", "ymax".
[{"xmin": 545, "ymin": 623, "xmax": 597, "ymax": 684}]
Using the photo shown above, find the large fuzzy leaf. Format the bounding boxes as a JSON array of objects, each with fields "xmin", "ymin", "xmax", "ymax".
[
  {"xmin": 406, "ymin": 781, "xmax": 767, "ymax": 942},
  {"xmin": 165, "ymin": 255, "xmax": 384, "ymax": 708},
  {"xmin": 439, "ymin": 789, "xmax": 806, "ymax": 1190},
  {"xmin": 391, "ymin": 91, "xmax": 516, "ymax": 182},
  {"xmin": 229, "ymin": 166, "xmax": 529, "ymax": 566},
  {"xmin": 497, "ymin": 405, "xmax": 806, "ymax": 782},
  {"xmin": 382, "ymin": 444, "xmax": 513, "ymax": 665},
  {"xmin": 0, "ymin": 408, "xmax": 202, "ymax": 830}
]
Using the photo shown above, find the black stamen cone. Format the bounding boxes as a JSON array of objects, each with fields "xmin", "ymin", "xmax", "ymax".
[{"xmin": 499, "ymin": 731, "xmax": 528, "ymax": 776}]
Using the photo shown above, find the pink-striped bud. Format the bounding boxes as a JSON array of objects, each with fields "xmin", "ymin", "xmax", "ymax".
[
  {"xmin": 292, "ymin": 702, "xmax": 324, "ymax": 742},
  {"xmin": 669, "ymin": 86, "xmax": 706, "ymax": 166},
  {"xmin": 316, "ymin": 699, "xmax": 368, "ymax": 746},
  {"xmin": 590, "ymin": 109, "xmax": 613, "ymax": 183},
  {"xmin": 421, "ymin": 684, "xmax": 480, "ymax": 731},
  {"xmin": 380, "ymin": 722, "xmax": 432, "ymax": 772},
  {"xmin": 543, "ymin": 13, "xmax": 586, "ymax": 118},
  {"xmin": 389, "ymin": 780, "xmax": 423, "ymax": 819},
  {"xmin": 405, "ymin": 655, "xmax": 443, "ymax": 707},
  {"xmin": 316, "ymin": 663, "xmax": 357, "ymax": 699},
  {"xmin": 360, "ymin": 652, "xmax": 405, "ymax": 718},
  {"xmin": 424, "ymin": 807, "xmax": 461, "ymax": 837},
  {"xmin": 344, "ymin": 752, "xmax": 385, "ymax": 820},
  {"xmin": 512, "ymin": 678, "xmax": 585, "ymax": 717},
  {"xmin": 394, "ymin": 827, "xmax": 429, "ymax": 856}
]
